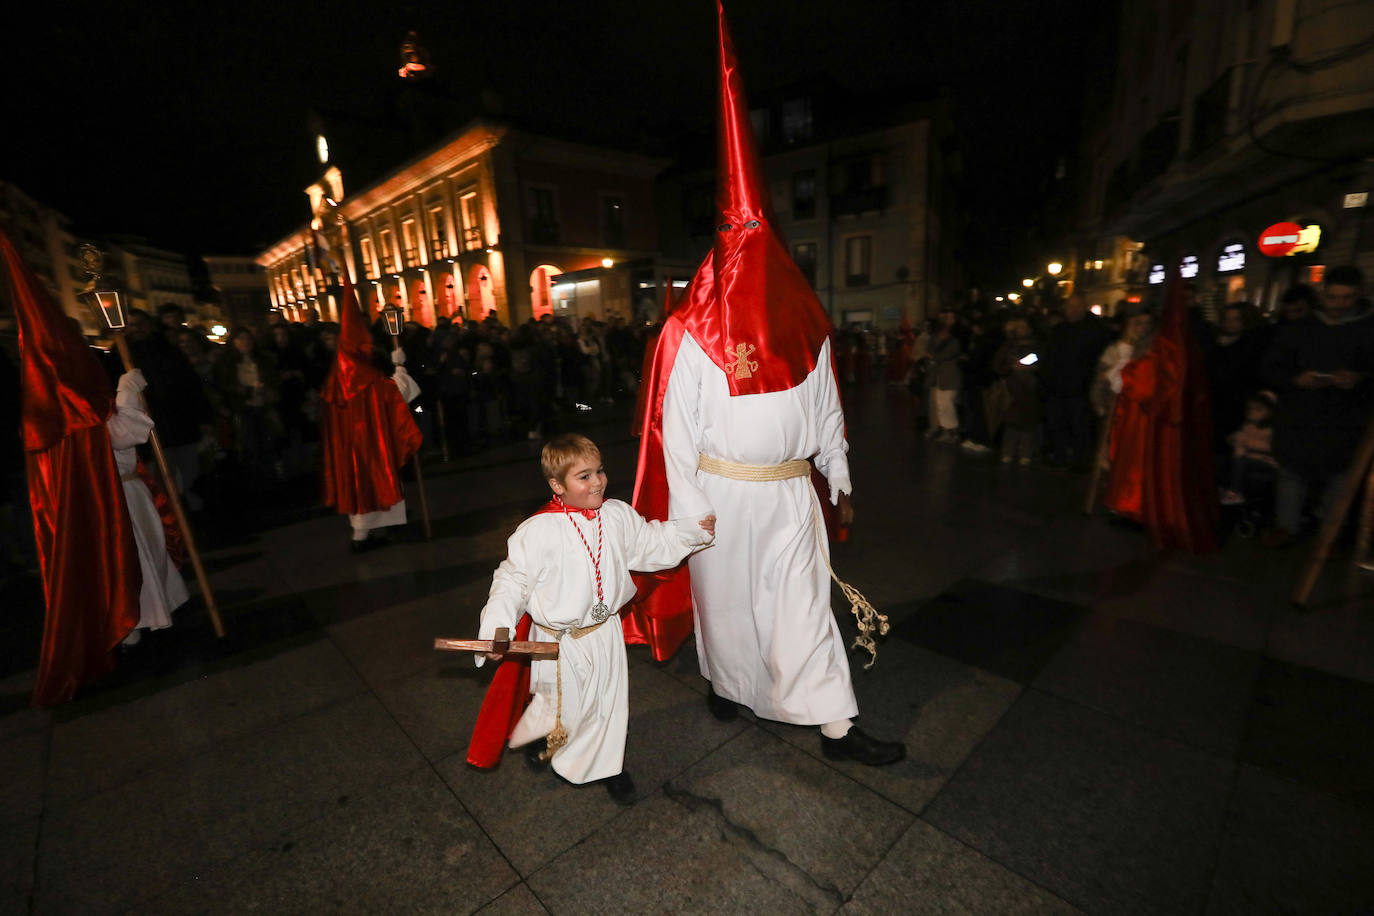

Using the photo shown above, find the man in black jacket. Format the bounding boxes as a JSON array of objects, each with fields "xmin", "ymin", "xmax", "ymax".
[
  {"xmin": 1040, "ymin": 294, "xmax": 1113, "ymax": 469},
  {"xmin": 1259, "ymin": 266, "xmax": 1374, "ymax": 546}
]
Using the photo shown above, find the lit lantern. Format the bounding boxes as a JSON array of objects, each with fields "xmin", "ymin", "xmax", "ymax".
[
  {"xmin": 76, "ymin": 244, "xmax": 128, "ymax": 330},
  {"xmin": 381, "ymin": 301, "xmax": 405, "ymax": 337}
]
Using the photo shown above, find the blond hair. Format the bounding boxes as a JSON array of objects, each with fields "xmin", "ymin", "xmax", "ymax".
[{"xmin": 541, "ymin": 433, "xmax": 601, "ymax": 482}]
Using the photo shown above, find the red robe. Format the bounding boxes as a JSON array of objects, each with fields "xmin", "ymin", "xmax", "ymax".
[
  {"xmin": 2, "ymin": 231, "xmax": 141, "ymax": 706},
  {"xmin": 320, "ymin": 280, "xmax": 422, "ymax": 515}
]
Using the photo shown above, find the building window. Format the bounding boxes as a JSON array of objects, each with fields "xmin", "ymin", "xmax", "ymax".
[
  {"xmin": 460, "ymin": 191, "xmax": 482, "ymax": 250},
  {"xmin": 844, "ymin": 236, "xmax": 871, "ymax": 287},
  {"xmin": 781, "ymin": 97, "xmax": 813, "ymax": 144},
  {"xmin": 401, "ymin": 218, "xmax": 419, "ymax": 266},
  {"xmin": 378, "ymin": 228, "xmax": 397, "ymax": 272},
  {"xmin": 792, "ymin": 170, "xmax": 816, "ymax": 219},
  {"xmin": 793, "ymin": 242, "xmax": 818, "ymax": 287},
  {"xmin": 428, "ymin": 205, "xmax": 448, "ymax": 259},
  {"xmin": 529, "ymin": 186, "xmax": 558, "ymax": 245},
  {"xmin": 750, "ymin": 108, "xmax": 770, "ymax": 145},
  {"xmin": 360, "ymin": 237, "xmax": 376, "ymax": 278},
  {"xmin": 601, "ymin": 195, "xmax": 626, "ymax": 248}
]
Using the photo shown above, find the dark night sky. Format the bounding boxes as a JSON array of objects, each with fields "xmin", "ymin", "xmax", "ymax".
[{"xmin": 4, "ymin": 0, "xmax": 1107, "ymax": 289}]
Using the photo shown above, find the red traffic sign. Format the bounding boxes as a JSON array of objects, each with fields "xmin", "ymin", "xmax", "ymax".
[{"xmin": 1258, "ymin": 221, "xmax": 1306, "ymax": 257}]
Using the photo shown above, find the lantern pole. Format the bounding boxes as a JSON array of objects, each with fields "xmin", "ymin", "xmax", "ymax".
[
  {"xmin": 80, "ymin": 247, "xmax": 226, "ymax": 639},
  {"xmin": 382, "ymin": 303, "xmax": 432, "ymax": 540}
]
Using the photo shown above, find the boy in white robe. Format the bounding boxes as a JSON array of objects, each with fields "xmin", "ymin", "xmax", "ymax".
[
  {"xmin": 106, "ymin": 370, "xmax": 189, "ymax": 644},
  {"xmin": 475, "ymin": 434, "xmax": 715, "ymax": 805}
]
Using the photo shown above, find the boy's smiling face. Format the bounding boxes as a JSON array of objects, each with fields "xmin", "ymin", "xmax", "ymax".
[{"xmin": 550, "ymin": 453, "xmax": 607, "ymax": 511}]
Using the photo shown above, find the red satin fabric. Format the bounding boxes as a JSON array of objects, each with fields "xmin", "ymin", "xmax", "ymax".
[
  {"xmin": 466, "ymin": 613, "xmax": 533, "ymax": 768},
  {"xmin": 3, "ymin": 231, "xmax": 141, "ymax": 706},
  {"xmin": 319, "ymin": 280, "xmax": 422, "ymax": 515},
  {"xmin": 1103, "ymin": 279, "xmax": 1216, "ymax": 551}
]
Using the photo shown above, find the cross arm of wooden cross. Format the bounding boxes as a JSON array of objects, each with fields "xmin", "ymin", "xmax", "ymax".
[{"xmin": 433, "ymin": 627, "xmax": 559, "ymax": 659}]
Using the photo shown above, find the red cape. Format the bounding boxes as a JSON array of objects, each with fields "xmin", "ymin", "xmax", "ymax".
[
  {"xmin": 625, "ymin": 3, "xmax": 837, "ymax": 660},
  {"xmin": 1105, "ymin": 278, "xmax": 1216, "ymax": 552},
  {"xmin": 320, "ymin": 279, "xmax": 422, "ymax": 515},
  {"xmin": 3, "ymin": 231, "xmax": 141, "ymax": 706}
]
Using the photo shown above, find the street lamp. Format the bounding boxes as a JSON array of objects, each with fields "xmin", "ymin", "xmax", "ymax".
[
  {"xmin": 601, "ymin": 257, "xmax": 614, "ymax": 268},
  {"xmin": 1047, "ymin": 262, "xmax": 1063, "ymax": 276},
  {"xmin": 1021, "ymin": 278, "xmax": 1034, "ymax": 288}
]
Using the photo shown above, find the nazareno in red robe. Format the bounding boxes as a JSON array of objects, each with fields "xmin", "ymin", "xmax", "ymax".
[
  {"xmin": 625, "ymin": 0, "xmax": 839, "ymax": 661},
  {"xmin": 1103, "ymin": 276, "xmax": 1216, "ymax": 552},
  {"xmin": 320, "ymin": 279, "xmax": 422, "ymax": 516},
  {"xmin": 3, "ymin": 231, "xmax": 142, "ymax": 706}
]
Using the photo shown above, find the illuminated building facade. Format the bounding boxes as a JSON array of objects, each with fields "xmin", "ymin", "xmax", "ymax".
[
  {"xmin": 1080, "ymin": 0, "xmax": 1374, "ymax": 313},
  {"xmin": 202, "ymin": 255, "xmax": 272, "ymax": 330},
  {"xmin": 257, "ymin": 120, "xmax": 667, "ymax": 328},
  {"xmin": 0, "ymin": 181, "xmax": 87, "ymax": 330}
]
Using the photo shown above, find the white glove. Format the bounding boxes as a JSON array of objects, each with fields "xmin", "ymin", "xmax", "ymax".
[
  {"xmin": 391, "ymin": 348, "xmax": 406, "ymax": 366},
  {"xmin": 117, "ymin": 369, "xmax": 147, "ymax": 394},
  {"xmin": 828, "ymin": 476, "xmax": 851, "ymax": 506}
]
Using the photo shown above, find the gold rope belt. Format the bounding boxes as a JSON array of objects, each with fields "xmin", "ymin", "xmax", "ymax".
[
  {"xmin": 698, "ymin": 454, "xmax": 890, "ymax": 670},
  {"xmin": 697, "ymin": 453, "xmax": 812, "ymax": 481},
  {"xmin": 535, "ymin": 616, "xmax": 610, "ymax": 760}
]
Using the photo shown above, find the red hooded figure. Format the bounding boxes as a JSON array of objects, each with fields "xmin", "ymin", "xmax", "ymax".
[
  {"xmin": 2, "ymin": 231, "xmax": 141, "ymax": 705},
  {"xmin": 1104, "ymin": 275, "xmax": 1217, "ymax": 551},
  {"xmin": 628, "ymin": 2, "xmax": 866, "ymax": 736},
  {"xmin": 319, "ymin": 278, "xmax": 422, "ymax": 518}
]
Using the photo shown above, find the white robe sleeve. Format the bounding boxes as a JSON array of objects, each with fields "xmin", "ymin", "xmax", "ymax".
[
  {"xmin": 106, "ymin": 375, "xmax": 156, "ymax": 450},
  {"xmin": 474, "ymin": 523, "xmax": 535, "ymax": 667},
  {"xmin": 612, "ymin": 502, "xmax": 713, "ymax": 573},
  {"xmin": 811, "ymin": 340, "xmax": 851, "ymax": 498},
  {"xmin": 661, "ymin": 337, "xmax": 716, "ymax": 519},
  {"xmin": 391, "ymin": 366, "xmax": 421, "ymax": 403}
]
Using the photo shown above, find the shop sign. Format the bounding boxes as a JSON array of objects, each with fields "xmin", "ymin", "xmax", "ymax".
[
  {"xmin": 1179, "ymin": 255, "xmax": 1199, "ymax": 279},
  {"xmin": 1343, "ymin": 192, "xmax": 1367, "ymax": 209},
  {"xmin": 1148, "ymin": 263, "xmax": 1165, "ymax": 285},
  {"xmin": 1217, "ymin": 243, "xmax": 1246, "ymax": 273},
  {"xmin": 1258, "ymin": 221, "xmax": 1322, "ymax": 257}
]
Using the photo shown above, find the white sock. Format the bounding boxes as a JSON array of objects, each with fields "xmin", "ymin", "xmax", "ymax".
[
  {"xmin": 821, "ymin": 719, "xmax": 852, "ymax": 739},
  {"xmin": 351, "ymin": 529, "xmax": 369, "ymax": 541}
]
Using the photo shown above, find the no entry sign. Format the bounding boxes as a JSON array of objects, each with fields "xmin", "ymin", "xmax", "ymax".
[{"xmin": 1258, "ymin": 221, "xmax": 1322, "ymax": 257}]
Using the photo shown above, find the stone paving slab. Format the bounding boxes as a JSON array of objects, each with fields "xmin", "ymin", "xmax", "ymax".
[
  {"xmin": 1, "ymin": 816, "xmax": 38, "ymax": 916},
  {"xmin": 35, "ymin": 693, "xmax": 427, "ymax": 914},
  {"xmin": 477, "ymin": 882, "xmax": 551, "ymax": 915},
  {"xmin": 840, "ymin": 818, "xmax": 1085, "ymax": 915},
  {"xmin": 0, "ymin": 728, "xmax": 45, "ymax": 829},
  {"xmin": 924, "ymin": 689, "xmax": 1234, "ymax": 916},
  {"xmin": 44, "ymin": 638, "xmax": 366, "ymax": 807},
  {"xmin": 137, "ymin": 768, "xmax": 519, "ymax": 916}
]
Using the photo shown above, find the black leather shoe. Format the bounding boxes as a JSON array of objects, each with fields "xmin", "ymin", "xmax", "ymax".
[
  {"xmin": 604, "ymin": 771, "xmax": 637, "ymax": 806},
  {"xmin": 524, "ymin": 738, "xmax": 549, "ymax": 773},
  {"xmin": 821, "ymin": 726, "xmax": 905, "ymax": 766},
  {"xmin": 706, "ymin": 685, "xmax": 740, "ymax": 722}
]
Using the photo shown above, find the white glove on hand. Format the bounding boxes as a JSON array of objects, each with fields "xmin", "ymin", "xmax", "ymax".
[
  {"xmin": 117, "ymin": 369, "xmax": 147, "ymax": 394},
  {"xmin": 391, "ymin": 348, "xmax": 406, "ymax": 367},
  {"xmin": 828, "ymin": 476, "xmax": 851, "ymax": 506}
]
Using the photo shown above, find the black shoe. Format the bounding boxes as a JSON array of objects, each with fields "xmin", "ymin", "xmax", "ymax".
[
  {"xmin": 524, "ymin": 738, "xmax": 549, "ymax": 772},
  {"xmin": 349, "ymin": 531, "xmax": 392, "ymax": 554},
  {"xmin": 706, "ymin": 685, "xmax": 740, "ymax": 722},
  {"xmin": 821, "ymin": 726, "xmax": 905, "ymax": 766},
  {"xmin": 604, "ymin": 771, "xmax": 637, "ymax": 806}
]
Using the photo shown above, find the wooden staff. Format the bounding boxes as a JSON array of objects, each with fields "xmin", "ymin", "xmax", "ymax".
[
  {"xmin": 435, "ymin": 399, "xmax": 451, "ymax": 462},
  {"xmin": 434, "ymin": 627, "xmax": 559, "ymax": 659},
  {"xmin": 111, "ymin": 335, "xmax": 226, "ymax": 638},
  {"xmin": 1292, "ymin": 411, "xmax": 1374, "ymax": 607},
  {"xmin": 1083, "ymin": 395, "xmax": 1117, "ymax": 516},
  {"xmin": 385, "ymin": 326, "xmax": 432, "ymax": 540}
]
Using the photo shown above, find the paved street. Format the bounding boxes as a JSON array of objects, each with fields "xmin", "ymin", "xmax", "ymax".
[{"xmin": 3, "ymin": 384, "xmax": 1373, "ymax": 915}]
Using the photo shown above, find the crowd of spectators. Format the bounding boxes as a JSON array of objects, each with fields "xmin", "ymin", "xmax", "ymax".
[
  {"xmin": 85, "ymin": 305, "xmax": 654, "ymax": 516},
  {"xmin": 875, "ymin": 265, "xmax": 1373, "ymax": 546}
]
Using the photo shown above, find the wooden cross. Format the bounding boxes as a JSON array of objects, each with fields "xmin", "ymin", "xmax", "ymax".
[{"xmin": 434, "ymin": 627, "xmax": 559, "ymax": 659}]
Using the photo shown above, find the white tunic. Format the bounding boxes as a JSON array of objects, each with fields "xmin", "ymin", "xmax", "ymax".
[
  {"xmin": 476, "ymin": 499, "xmax": 712, "ymax": 784},
  {"xmin": 661, "ymin": 333, "xmax": 859, "ymax": 725},
  {"xmin": 349, "ymin": 366, "xmax": 421, "ymax": 534},
  {"xmin": 106, "ymin": 381, "xmax": 189, "ymax": 631}
]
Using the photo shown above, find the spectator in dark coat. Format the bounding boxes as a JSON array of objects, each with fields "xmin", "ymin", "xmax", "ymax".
[
  {"xmin": 1040, "ymin": 294, "xmax": 1113, "ymax": 468},
  {"xmin": 1208, "ymin": 302, "xmax": 1269, "ymax": 457},
  {"xmin": 1258, "ymin": 266, "xmax": 1374, "ymax": 546}
]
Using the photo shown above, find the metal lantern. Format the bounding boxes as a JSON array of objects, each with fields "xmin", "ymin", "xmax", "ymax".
[
  {"xmin": 381, "ymin": 301, "xmax": 404, "ymax": 337},
  {"xmin": 76, "ymin": 244, "xmax": 128, "ymax": 330}
]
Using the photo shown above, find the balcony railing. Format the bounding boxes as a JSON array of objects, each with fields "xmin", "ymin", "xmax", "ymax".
[
  {"xmin": 430, "ymin": 238, "xmax": 451, "ymax": 260},
  {"xmin": 463, "ymin": 227, "xmax": 483, "ymax": 250},
  {"xmin": 403, "ymin": 246, "xmax": 419, "ymax": 268},
  {"xmin": 831, "ymin": 186, "xmax": 889, "ymax": 218}
]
